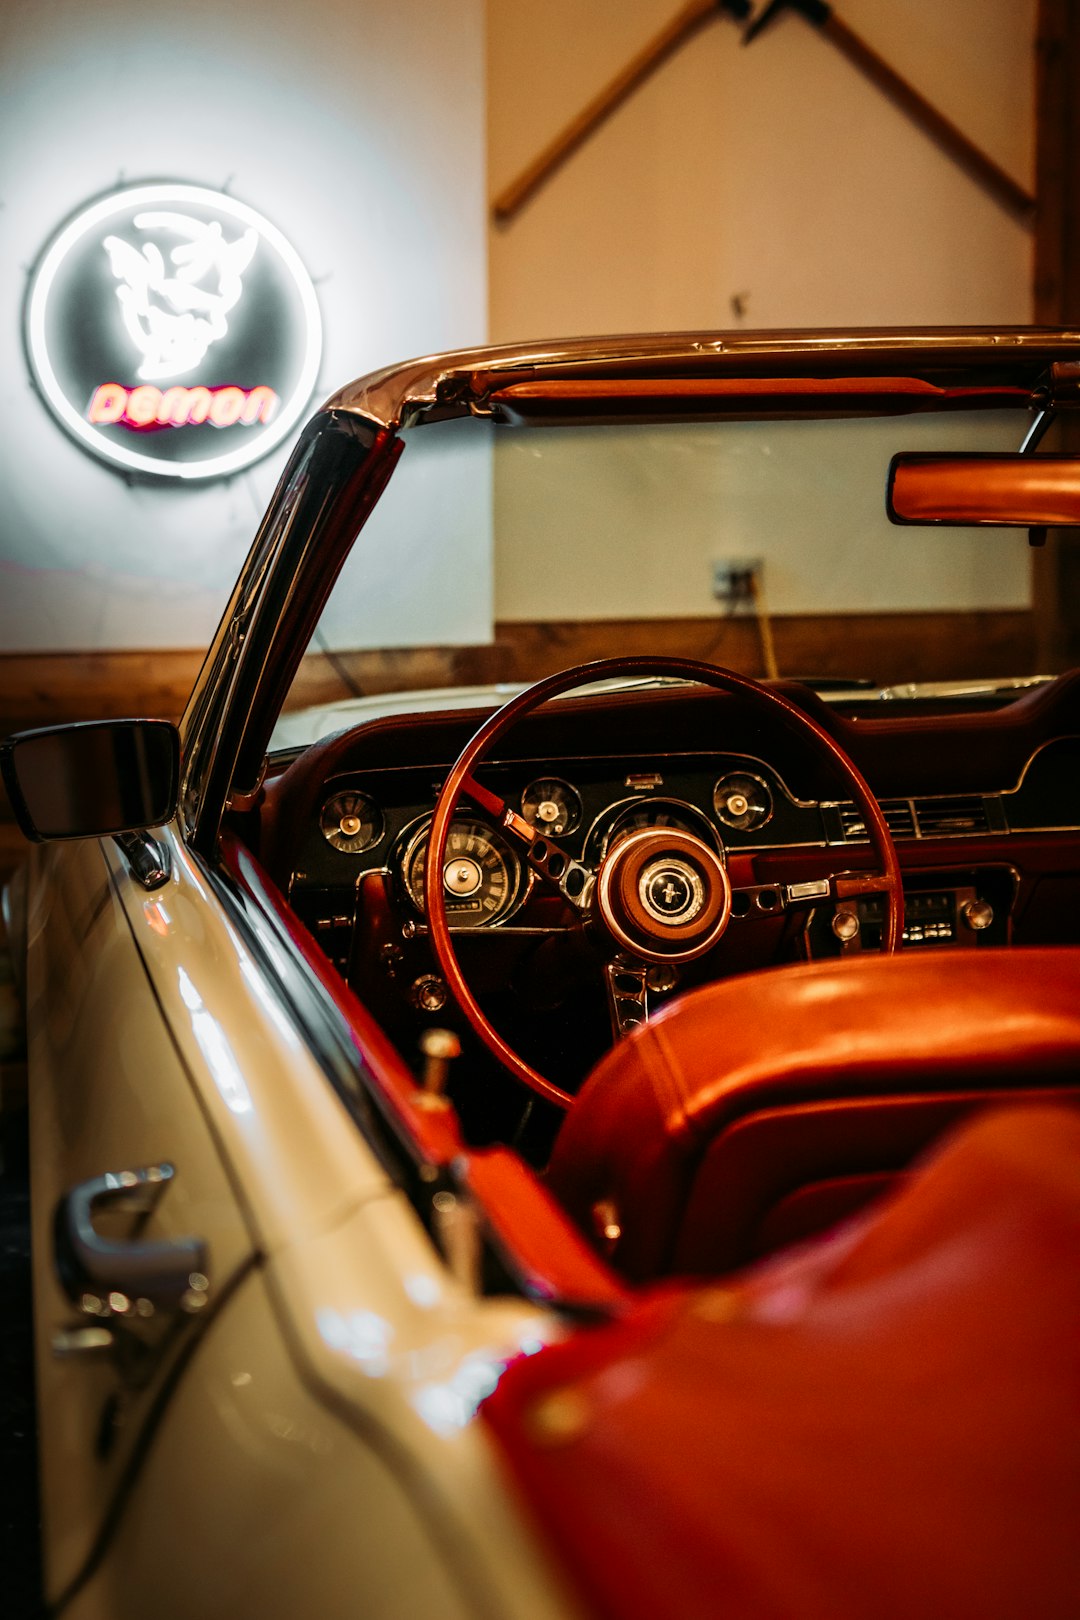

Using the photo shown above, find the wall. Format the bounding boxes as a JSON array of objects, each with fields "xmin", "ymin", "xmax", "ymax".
[
  {"xmin": 0, "ymin": 1, "xmax": 1039, "ymax": 658},
  {"xmin": 0, "ymin": 0, "xmax": 487, "ymax": 653},
  {"xmin": 486, "ymin": 0, "xmax": 1037, "ymax": 632},
  {"xmin": 487, "ymin": 0, "xmax": 1035, "ymax": 337}
]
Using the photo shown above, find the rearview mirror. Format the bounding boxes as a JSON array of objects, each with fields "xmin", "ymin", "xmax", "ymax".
[
  {"xmin": 887, "ymin": 454, "xmax": 1080, "ymax": 527},
  {"xmin": 0, "ymin": 719, "xmax": 179, "ymax": 842}
]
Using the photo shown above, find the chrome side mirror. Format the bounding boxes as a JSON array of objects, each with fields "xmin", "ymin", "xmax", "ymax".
[{"xmin": 0, "ymin": 719, "xmax": 179, "ymax": 841}]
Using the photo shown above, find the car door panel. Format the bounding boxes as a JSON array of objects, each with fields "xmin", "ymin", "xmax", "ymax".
[{"xmin": 25, "ymin": 838, "xmax": 256, "ymax": 1600}]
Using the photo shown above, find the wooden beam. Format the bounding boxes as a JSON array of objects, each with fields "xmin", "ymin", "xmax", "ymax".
[
  {"xmin": 1032, "ymin": 0, "xmax": 1080, "ymax": 670},
  {"xmin": 746, "ymin": 1, "xmax": 1034, "ymax": 221},
  {"xmin": 1034, "ymin": 0, "xmax": 1080, "ymax": 323},
  {"xmin": 0, "ymin": 613, "xmax": 1038, "ymax": 738},
  {"xmin": 491, "ymin": 1, "xmax": 746, "ymax": 223},
  {"xmin": 0, "ymin": 612, "xmax": 1038, "ymax": 880}
]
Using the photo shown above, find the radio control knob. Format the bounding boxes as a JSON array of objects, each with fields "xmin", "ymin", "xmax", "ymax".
[{"xmin": 962, "ymin": 898, "xmax": 994, "ymax": 932}]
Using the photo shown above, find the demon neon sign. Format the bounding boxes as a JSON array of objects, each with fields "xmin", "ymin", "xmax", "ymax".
[{"xmin": 26, "ymin": 183, "xmax": 323, "ymax": 481}]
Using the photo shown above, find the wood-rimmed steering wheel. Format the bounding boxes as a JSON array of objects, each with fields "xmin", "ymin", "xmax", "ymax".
[{"xmin": 424, "ymin": 658, "xmax": 903, "ymax": 1109}]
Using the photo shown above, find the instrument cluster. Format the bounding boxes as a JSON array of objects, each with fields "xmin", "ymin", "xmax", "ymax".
[
  {"xmin": 298, "ymin": 752, "xmax": 807, "ymax": 934},
  {"xmin": 280, "ymin": 718, "xmax": 1080, "ymax": 991}
]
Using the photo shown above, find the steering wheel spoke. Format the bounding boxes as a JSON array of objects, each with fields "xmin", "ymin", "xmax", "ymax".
[
  {"xmin": 603, "ymin": 957, "xmax": 651, "ymax": 1040},
  {"xmin": 527, "ymin": 838, "xmax": 595, "ymax": 911},
  {"xmin": 460, "ymin": 771, "xmax": 521, "ymax": 832},
  {"xmin": 834, "ymin": 871, "xmax": 899, "ymax": 899},
  {"xmin": 461, "ymin": 771, "xmax": 594, "ymax": 910}
]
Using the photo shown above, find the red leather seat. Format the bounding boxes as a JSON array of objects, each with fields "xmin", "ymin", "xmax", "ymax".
[
  {"xmin": 487, "ymin": 1103, "xmax": 1080, "ymax": 1620},
  {"xmin": 546, "ymin": 947, "xmax": 1080, "ymax": 1280}
]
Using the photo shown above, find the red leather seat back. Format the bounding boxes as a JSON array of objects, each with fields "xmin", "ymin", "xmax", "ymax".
[
  {"xmin": 547, "ymin": 948, "xmax": 1080, "ymax": 1279},
  {"xmin": 488, "ymin": 1104, "xmax": 1080, "ymax": 1620}
]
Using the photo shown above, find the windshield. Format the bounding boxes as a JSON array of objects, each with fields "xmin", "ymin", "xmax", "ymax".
[{"xmin": 274, "ymin": 404, "xmax": 1036, "ymax": 748}]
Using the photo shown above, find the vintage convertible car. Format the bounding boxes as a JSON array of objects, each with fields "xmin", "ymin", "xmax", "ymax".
[{"xmin": 5, "ymin": 330, "xmax": 1080, "ymax": 1618}]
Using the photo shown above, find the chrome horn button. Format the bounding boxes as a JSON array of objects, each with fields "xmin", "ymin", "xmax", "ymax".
[{"xmin": 639, "ymin": 858, "xmax": 705, "ymax": 926}]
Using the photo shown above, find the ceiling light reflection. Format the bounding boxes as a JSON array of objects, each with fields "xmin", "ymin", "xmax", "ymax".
[{"xmin": 176, "ymin": 965, "xmax": 253, "ymax": 1114}]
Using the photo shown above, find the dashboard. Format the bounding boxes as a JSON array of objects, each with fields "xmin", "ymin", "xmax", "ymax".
[
  {"xmin": 241, "ymin": 674, "xmax": 1080, "ymax": 1108},
  {"xmin": 266, "ymin": 689, "xmax": 1080, "ymax": 1000}
]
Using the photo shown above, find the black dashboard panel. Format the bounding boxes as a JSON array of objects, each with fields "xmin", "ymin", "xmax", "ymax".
[{"xmin": 280, "ymin": 739, "xmax": 1080, "ymax": 983}]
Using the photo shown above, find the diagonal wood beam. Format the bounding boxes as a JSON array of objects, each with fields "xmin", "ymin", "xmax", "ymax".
[
  {"xmin": 745, "ymin": 0, "xmax": 1034, "ymax": 221},
  {"xmin": 491, "ymin": 0, "xmax": 749, "ymax": 224}
]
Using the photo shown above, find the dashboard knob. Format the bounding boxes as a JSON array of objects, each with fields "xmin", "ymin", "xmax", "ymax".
[
  {"xmin": 831, "ymin": 908, "xmax": 860, "ymax": 941},
  {"xmin": 412, "ymin": 974, "xmax": 449, "ymax": 1012},
  {"xmin": 962, "ymin": 898, "xmax": 994, "ymax": 932}
]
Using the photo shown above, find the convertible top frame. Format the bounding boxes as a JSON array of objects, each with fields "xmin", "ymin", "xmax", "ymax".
[{"xmin": 326, "ymin": 327, "xmax": 1080, "ymax": 432}]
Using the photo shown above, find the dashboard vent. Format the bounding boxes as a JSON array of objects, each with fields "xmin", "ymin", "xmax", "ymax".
[
  {"xmin": 839, "ymin": 799, "xmax": 916, "ymax": 840},
  {"xmin": 914, "ymin": 796, "xmax": 990, "ymax": 837}
]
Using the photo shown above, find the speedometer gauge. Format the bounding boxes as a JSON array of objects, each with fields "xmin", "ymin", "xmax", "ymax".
[
  {"xmin": 402, "ymin": 818, "xmax": 523, "ymax": 928},
  {"xmin": 319, "ymin": 790, "xmax": 384, "ymax": 854}
]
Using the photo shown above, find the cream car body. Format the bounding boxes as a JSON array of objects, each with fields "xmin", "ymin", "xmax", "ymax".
[{"xmin": 23, "ymin": 827, "xmax": 578, "ymax": 1618}]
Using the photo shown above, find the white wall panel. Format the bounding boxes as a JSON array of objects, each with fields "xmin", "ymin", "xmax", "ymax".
[{"xmin": 0, "ymin": 0, "xmax": 487, "ymax": 651}]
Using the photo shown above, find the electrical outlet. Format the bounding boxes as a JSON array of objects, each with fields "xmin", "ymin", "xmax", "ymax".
[{"xmin": 712, "ymin": 558, "xmax": 763, "ymax": 608}]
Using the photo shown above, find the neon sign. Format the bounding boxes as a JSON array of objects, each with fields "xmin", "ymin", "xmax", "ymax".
[
  {"xmin": 88, "ymin": 383, "xmax": 278, "ymax": 429},
  {"xmin": 25, "ymin": 183, "xmax": 323, "ymax": 481}
]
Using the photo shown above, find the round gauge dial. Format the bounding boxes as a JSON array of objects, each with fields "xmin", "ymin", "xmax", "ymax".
[
  {"xmin": 601, "ymin": 797, "xmax": 719, "ymax": 857},
  {"xmin": 712, "ymin": 772, "xmax": 773, "ymax": 833},
  {"xmin": 319, "ymin": 790, "xmax": 384, "ymax": 854},
  {"xmin": 403, "ymin": 818, "xmax": 522, "ymax": 928},
  {"xmin": 520, "ymin": 777, "xmax": 582, "ymax": 837}
]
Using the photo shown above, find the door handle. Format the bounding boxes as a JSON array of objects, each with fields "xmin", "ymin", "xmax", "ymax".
[{"xmin": 55, "ymin": 1162, "xmax": 209, "ymax": 1315}]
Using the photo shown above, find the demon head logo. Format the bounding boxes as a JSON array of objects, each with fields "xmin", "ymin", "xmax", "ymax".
[{"xmin": 104, "ymin": 211, "xmax": 258, "ymax": 381}]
